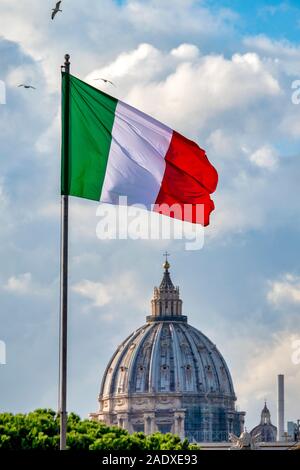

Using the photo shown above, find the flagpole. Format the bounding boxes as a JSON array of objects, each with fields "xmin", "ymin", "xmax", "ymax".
[{"xmin": 59, "ymin": 53, "xmax": 70, "ymax": 451}]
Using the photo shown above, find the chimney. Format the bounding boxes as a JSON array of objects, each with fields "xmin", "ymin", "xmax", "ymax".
[{"xmin": 277, "ymin": 374, "xmax": 284, "ymax": 441}]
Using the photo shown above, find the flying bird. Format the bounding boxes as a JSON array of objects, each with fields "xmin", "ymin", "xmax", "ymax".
[
  {"xmin": 94, "ymin": 78, "xmax": 116, "ymax": 87},
  {"xmin": 18, "ymin": 84, "xmax": 36, "ymax": 89},
  {"xmin": 52, "ymin": 1, "xmax": 62, "ymax": 20}
]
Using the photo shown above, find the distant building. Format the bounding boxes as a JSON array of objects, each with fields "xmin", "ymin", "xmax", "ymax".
[
  {"xmin": 287, "ymin": 421, "xmax": 296, "ymax": 439},
  {"xmin": 90, "ymin": 260, "xmax": 245, "ymax": 442},
  {"xmin": 287, "ymin": 421, "xmax": 299, "ymax": 441},
  {"xmin": 250, "ymin": 402, "xmax": 277, "ymax": 442}
]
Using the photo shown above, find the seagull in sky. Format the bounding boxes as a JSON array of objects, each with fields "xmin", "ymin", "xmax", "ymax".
[
  {"xmin": 52, "ymin": 1, "xmax": 62, "ymax": 20},
  {"xmin": 94, "ymin": 78, "xmax": 116, "ymax": 87},
  {"xmin": 18, "ymin": 84, "xmax": 36, "ymax": 90}
]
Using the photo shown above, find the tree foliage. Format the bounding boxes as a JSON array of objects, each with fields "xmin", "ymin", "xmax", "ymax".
[{"xmin": 0, "ymin": 409, "xmax": 199, "ymax": 450}]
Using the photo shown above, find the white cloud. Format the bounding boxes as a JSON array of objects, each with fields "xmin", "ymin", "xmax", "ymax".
[
  {"xmin": 267, "ymin": 273, "xmax": 300, "ymax": 307},
  {"xmin": 206, "ymin": 129, "xmax": 239, "ymax": 161},
  {"xmin": 72, "ymin": 279, "xmax": 112, "ymax": 308},
  {"xmin": 170, "ymin": 43, "xmax": 200, "ymax": 60},
  {"xmin": 6, "ymin": 64, "xmax": 39, "ymax": 89},
  {"xmin": 87, "ymin": 43, "xmax": 164, "ymax": 85},
  {"xmin": 126, "ymin": 0, "xmax": 237, "ymax": 36},
  {"xmin": 0, "ymin": 0, "xmax": 238, "ymax": 92},
  {"xmin": 3, "ymin": 272, "xmax": 52, "ymax": 296},
  {"xmin": 244, "ymin": 35, "xmax": 298, "ymax": 59},
  {"xmin": 3, "ymin": 272, "xmax": 33, "ymax": 294},
  {"xmin": 87, "ymin": 44, "xmax": 280, "ymax": 141},
  {"xmin": 206, "ymin": 175, "xmax": 266, "ymax": 239},
  {"xmin": 279, "ymin": 107, "xmax": 300, "ymax": 139},
  {"xmin": 249, "ymin": 145, "xmax": 278, "ymax": 170},
  {"xmin": 244, "ymin": 35, "xmax": 300, "ymax": 76},
  {"xmin": 72, "ymin": 271, "xmax": 147, "ymax": 313},
  {"xmin": 35, "ymin": 112, "xmax": 60, "ymax": 155}
]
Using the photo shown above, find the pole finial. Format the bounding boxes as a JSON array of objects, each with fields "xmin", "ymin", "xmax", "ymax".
[
  {"xmin": 63, "ymin": 54, "xmax": 71, "ymax": 74},
  {"xmin": 163, "ymin": 251, "xmax": 170, "ymax": 271}
]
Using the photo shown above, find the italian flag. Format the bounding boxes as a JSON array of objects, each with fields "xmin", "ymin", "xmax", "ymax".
[{"xmin": 61, "ymin": 74, "xmax": 218, "ymax": 225}]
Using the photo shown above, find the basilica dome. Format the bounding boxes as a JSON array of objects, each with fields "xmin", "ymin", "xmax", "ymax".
[
  {"xmin": 250, "ymin": 402, "xmax": 277, "ymax": 442},
  {"xmin": 90, "ymin": 260, "xmax": 245, "ymax": 442},
  {"xmin": 101, "ymin": 321, "xmax": 235, "ymax": 398}
]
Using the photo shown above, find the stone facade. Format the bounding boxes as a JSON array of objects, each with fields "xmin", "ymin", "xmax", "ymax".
[{"xmin": 90, "ymin": 260, "xmax": 245, "ymax": 442}]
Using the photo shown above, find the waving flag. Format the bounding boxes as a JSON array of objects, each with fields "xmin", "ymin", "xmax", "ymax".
[{"xmin": 61, "ymin": 74, "xmax": 218, "ymax": 225}]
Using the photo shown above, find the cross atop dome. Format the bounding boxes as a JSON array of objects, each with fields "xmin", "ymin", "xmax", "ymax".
[{"xmin": 160, "ymin": 252, "xmax": 174, "ymax": 290}]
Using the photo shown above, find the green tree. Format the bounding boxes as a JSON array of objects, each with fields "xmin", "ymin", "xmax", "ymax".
[{"xmin": 0, "ymin": 409, "xmax": 200, "ymax": 450}]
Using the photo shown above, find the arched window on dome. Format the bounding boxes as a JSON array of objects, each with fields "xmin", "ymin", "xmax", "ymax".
[{"xmin": 136, "ymin": 365, "xmax": 146, "ymax": 392}]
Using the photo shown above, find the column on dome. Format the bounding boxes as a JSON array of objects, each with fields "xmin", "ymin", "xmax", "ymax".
[
  {"xmin": 208, "ymin": 410, "xmax": 213, "ymax": 442},
  {"xmin": 117, "ymin": 413, "xmax": 131, "ymax": 432},
  {"xmin": 202, "ymin": 407, "xmax": 212, "ymax": 441},
  {"xmin": 117, "ymin": 414, "xmax": 124, "ymax": 429},
  {"xmin": 227, "ymin": 412, "xmax": 234, "ymax": 437},
  {"xmin": 144, "ymin": 412, "xmax": 156, "ymax": 435},
  {"xmin": 174, "ymin": 411, "xmax": 185, "ymax": 440}
]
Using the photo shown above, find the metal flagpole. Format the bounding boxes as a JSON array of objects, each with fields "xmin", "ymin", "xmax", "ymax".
[{"xmin": 59, "ymin": 53, "xmax": 70, "ymax": 451}]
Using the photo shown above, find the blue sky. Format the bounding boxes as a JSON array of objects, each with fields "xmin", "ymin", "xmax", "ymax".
[
  {"xmin": 0, "ymin": 0, "xmax": 300, "ymax": 432},
  {"xmin": 209, "ymin": 0, "xmax": 300, "ymax": 41}
]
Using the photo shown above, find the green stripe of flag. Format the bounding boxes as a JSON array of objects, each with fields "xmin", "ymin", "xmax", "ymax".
[{"xmin": 61, "ymin": 73, "xmax": 118, "ymax": 200}]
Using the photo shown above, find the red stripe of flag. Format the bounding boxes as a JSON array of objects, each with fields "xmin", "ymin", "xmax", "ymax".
[{"xmin": 154, "ymin": 131, "xmax": 218, "ymax": 225}]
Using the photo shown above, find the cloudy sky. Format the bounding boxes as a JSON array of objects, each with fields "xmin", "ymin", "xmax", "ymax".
[{"xmin": 1, "ymin": 0, "xmax": 300, "ymax": 431}]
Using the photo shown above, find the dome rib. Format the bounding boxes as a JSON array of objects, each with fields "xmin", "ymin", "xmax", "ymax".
[
  {"xmin": 177, "ymin": 323, "xmax": 202, "ymax": 393},
  {"xmin": 100, "ymin": 331, "xmax": 134, "ymax": 397},
  {"xmin": 116, "ymin": 325, "xmax": 157, "ymax": 395},
  {"xmin": 128, "ymin": 322, "xmax": 157, "ymax": 394},
  {"xmin": 186, "ymin": 326, "xmax": 214, "ymax": 393},
  {"xmin": 195, "ymin": 327, "xmax": 218, "ymax": 393},
  {"xmin": 169, "ymin": 323, "xmax": 185, "ymax": 392},
  {"xmin": 99, "ymin": 328, "xmax": 138, "ymax": 396},
  {"xmin": 188, "ymin": 325, "xmax": 235, "ymax": 396},
  {"xmin": 102, "ymin": 325, "xmax": 149, "ymax": 396},
  {"xmin": 175, "ymin": 324, "xmax": 197, "ymax": 392},
  {"xmin": 148, "ymin": 322, "xmax": 163, "ymax": 392},
  {"xmin": 218, "ymin": 352, "xmax": 235, "ymax": 396}
]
